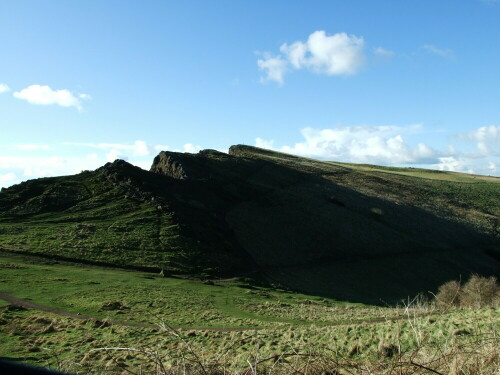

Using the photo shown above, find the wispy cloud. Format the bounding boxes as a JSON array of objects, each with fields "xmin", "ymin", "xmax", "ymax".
[
  {"xmin": 13, "ymin": 84, "xmax": 90, "ymax": 111},
  {"xmin": 257, "ymin": 54, "xmax": 288, "ymax": 85},
  {"xmin": 63, "ymin": 140, "xmax": 205, "ymax": 156},
  {"xmin": 0, "ymin": 83, "xmax": 10, "ymax": 93},
  {"xmin": 0, "ymin": 154, "xmax": 104, "ymax": 188},
  {"xmin": 455, "ymin": 125, "xmax": 500, "ymax": 156},
  {"xmin": 255, "ymin": 138, "xmax": 275, "ymax": 149},
  {"xmin": 1, "ymin": 140, "xmax": 208, "ymax": 188},
  {"xmin": 422, "ymin": 44, "xmax": 454, "ymax": 59},
  {"xmin": 183, "ymin": 143, "xmax": 202, "ymax": 153},
  {"xmin": 257, "ymin": 125, "xmax": 436, "ymax": 164},
  {"xmin": 373, "ymin": 47, "xmax": 395, "ymax": 59},
  {"xmin": 258, "ymin": 30, "xmax": 366, "ymax": 84},
  {"xmin": 0, "ymin": 172, "xmax": 17, "ymax": 187},
  {"xmin": 154, "ymin": 145, "xmax": 170, "ymax": 151},
  {"xmin": 256, "ymin": 124, "xmax": 500, "ymax": 176},
  {"xmin": 14, "ymin": 144, "xmax": 51, "ymax": 151},
  {"xmin": 62, "ymin": 140, "xmax": 153, "ymax": 156}
]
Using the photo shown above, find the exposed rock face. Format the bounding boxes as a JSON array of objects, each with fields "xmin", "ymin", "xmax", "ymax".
[
  {"xmin": 150, "ymin": 151, "xmax": 190, "ymax": 180},
  {"xmin": 150, "ymin": 149, "xmax": 253, "ymax": 182}
]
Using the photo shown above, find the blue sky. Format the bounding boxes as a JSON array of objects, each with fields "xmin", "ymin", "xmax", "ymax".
[{"xmin": 1, "ymin": 0, "xmax": 500, "ymax": 187}]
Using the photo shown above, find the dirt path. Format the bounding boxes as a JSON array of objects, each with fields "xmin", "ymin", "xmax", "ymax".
[
  {"xmin": 0, "ymin": 291, "xmax": 251, "ymax": 332},
  {"xmin": 0, "ymin": 291, "xmax": 431, "ymax": 332}
]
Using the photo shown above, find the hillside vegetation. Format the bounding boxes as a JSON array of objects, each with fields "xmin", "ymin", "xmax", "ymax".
[
  {"xmin": 0, "ymin": 254, "xmax": 498, "ymax": 374},
  {"xmin": 0, "ymin": 145, "xmax": 498, "ymax": 303}
]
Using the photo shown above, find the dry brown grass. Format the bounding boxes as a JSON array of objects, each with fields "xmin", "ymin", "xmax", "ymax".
[
  {"xmin": 66, "ymin": 315, "xmax": 498, "ymax": 375},
  {"xmin": 460, "ymin": 275, "xmax": 499, "ymax": 308},
  {"xmin": 434, "ymin": 275, "xmax": 499, "ymax": 309}
]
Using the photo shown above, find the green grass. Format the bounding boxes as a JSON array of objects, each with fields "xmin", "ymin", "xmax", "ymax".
[
  {"xmin": 0, "ymin": 255, "xmax": 498, "ymax": 374},
  {"xmin": 0, "ymin": 254, "xmax": 375, "ymax": 329}
]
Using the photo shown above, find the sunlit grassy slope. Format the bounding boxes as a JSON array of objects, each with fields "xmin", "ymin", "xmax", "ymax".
[
  {"xmin": 0, "ymin": 254, "xmax": 498, "ymax": 374},
  {"xmin": 0, "ymin": 145, "xmax": 498, "ymax": 303}
]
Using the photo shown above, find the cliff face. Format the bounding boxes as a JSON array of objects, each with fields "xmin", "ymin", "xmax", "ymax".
[
  {"xmin": 1, "ymin": 145, "xmax": 499, "ymax": 303},
  {"xmin": 150, "ymin": 151, "xmax": 191, "ymax": 180}
]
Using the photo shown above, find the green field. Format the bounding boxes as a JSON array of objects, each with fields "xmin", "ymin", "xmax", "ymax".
[
  {"xmin": 0, "ymin": 253, "xmax": 383, "ymax": 329},
  {"xmin": 1, "ymin": 254, "xmax": 498, "ymax": 374}
]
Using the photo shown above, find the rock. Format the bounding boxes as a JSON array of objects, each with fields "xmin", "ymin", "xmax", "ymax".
[
  {"xmin": 379, "ymin": 344, "xmax": 399, "ymax": 358},
  {"xmin": 150, "ymin": 152, "xmax": 190, "ymax": 180},
  {"xmin": 453, "ymin": 329, "xmax": 471, "ymax": 336},
  {"xmin": 6, "ymin": 305, "xmax": 27, "ymax": 312},
  {"xmin": 92, "ymin": 320, "xmax": 112, "ymax": 329},
  {"xmin": 99, "ymin": 301, "xmax": 129, "ymax": 311}
]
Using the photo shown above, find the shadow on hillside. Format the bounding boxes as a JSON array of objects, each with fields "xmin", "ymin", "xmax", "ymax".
[
  {"xmin": 148, "ymin": 151, "xmax": 499, "ymax": 304},
  {"xmin": 1, "ymin": 148, "xmax": 498, "ymax": 304}
]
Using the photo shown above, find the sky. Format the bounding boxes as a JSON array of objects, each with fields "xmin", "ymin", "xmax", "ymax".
[{"xmin": 1, "ymin": 0, "xmax": 500, "ymax": 188}]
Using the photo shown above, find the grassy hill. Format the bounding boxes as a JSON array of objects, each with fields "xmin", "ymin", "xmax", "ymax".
[{"xmin": 0, "ymin": 145, "xmax": 498, "ymax": 303}]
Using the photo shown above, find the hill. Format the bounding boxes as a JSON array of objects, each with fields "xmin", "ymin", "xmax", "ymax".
[{"xmin": 0, "ymin": 145, "xmax": 498, "ymax": 303}]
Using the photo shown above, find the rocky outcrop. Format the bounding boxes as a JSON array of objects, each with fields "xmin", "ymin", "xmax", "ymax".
[
  {"xmin": 150, "ymin": 149, "xmax": 245, "ymax": 181},
  {"xmin": 150, "ymin": 151, "xmax": 190, "ymax": 180}
]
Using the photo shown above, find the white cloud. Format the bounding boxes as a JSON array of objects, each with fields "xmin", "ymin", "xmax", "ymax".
[
  {"xmin": 78, "ymin": 93, "xmax": 91, "ymax": 100},
  {"xmin": 456, "ymin": 125, "xmax": 500, "ymax": 156},
  {"xmin": 282, "ymin": 31, "xmax": 365, "ymax": 75},
  {"xmin": 63, "ymin": 140, "xmax": 203, "ymax": 156},
  {"xmin": 255, "ymin": 137, "xmax": 275, "ymax": 149},
  {"xmin": 14, "ymin": 144, "xmax": 51, "ymax": 151},
  {"xmin": 258, "ymin": 125, "xmax": 437, "ymax": 164},
  {"xmin": 106, "ymin": 149, "xmax": 126, "ymax": 162},
  {"xmin": 433, "ymin": 157, "xmax": 475, "ymax": 174},
  {"xmin": 0, "ymin": 140, "xmax": 208, "ymax": 188},
  {"xmin": 258, "ymin": 30, "xmax": 365, "ymax": 84},
  {"xmin": 154, "ymin": 145, "xmax": 170, "ymax": 151},
  {"xmin": 0, "ymin": 155, "xmax": 104, "ymax": 188},
  {"xmin": 13, "ymin": 85, "xmax": 90, "ymax": 111},
  {"xmin": 63, "ymin": 140, "xmax": 153, "ymax": 156},
  {"xmin": 422, "ymin": 45, "xmax": 454, "ymax": 59},
  {"xmin": 133, "ymin": 140, "xmax": 152, "ymax": 156},
  {"xmin": 374, "ymin": 47, "xmax": 395, "ymax": 58},
  {"xmin": 134, "ymin": 161, "xmax": 153, "ymax": 170},
  {"xmin": 257, "ymin": 54, "xmax": 288, "ymax": 84},
  {"xmin": 0, "ymin": 172, "xmax": 17, "ymax": 187},
  {"xmin": 488, "ymin": 161, "xmax": 497, "ymax": 173},
  {"xmin": 256, "ymin": 125, "xmax": 500, "ymax": 176},
  {"xmin": 0, "ymin": 83, "xmax": 10, "ymax": 93},
  {"xmin": 183, "ymin": 143, "xmax": 202, "ymax": 153},
  {"xmin": 0, "ymin": 150, "xmax": 147, "ymax": 188}
]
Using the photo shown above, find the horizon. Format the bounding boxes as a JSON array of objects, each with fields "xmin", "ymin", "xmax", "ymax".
[
  {"xmin": 1, "ymin": 0, "xmax": 500, "ymax": 188},
  {"xmin": 2, "ymin": 143, "xmax": 500, "ymax": 191}
]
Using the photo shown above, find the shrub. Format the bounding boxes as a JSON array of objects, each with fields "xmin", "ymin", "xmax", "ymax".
[
  {"xmin": 434, "ymin": 280, "xmax": 461, "ymax": 307},
  {"xmin": 434, "ymin": 275, "xmax": 499, "ymax": 308},
  {"xmin": 460, "ymin": 274, "xmax": 499, "ymax": 308}
]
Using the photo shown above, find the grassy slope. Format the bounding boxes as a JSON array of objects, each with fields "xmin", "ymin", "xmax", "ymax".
[
  {"xmin": 0, "ymin": 254, "xmax": 368, "ymax": 329},
  {"xmin": 231, "ymin": 146, "xmax": 499, "ymax": 230},
  {"xmin": 0, "ymin": 168, "xmax": 175, "ymax": 267},
  {"xmin": 0, "ymin": 255, "xmax": 498, "ymax": 374},
  {"xmin": 226, "ymin": 146, "xmax": 500, "ymax": 302},
  {"xmin": 0, "ymin": 160, "xmax": 250, "ymax": 276},
  {"xmin": 0, "ymin": 146, "xmax": 499, "ymax": 303}
]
